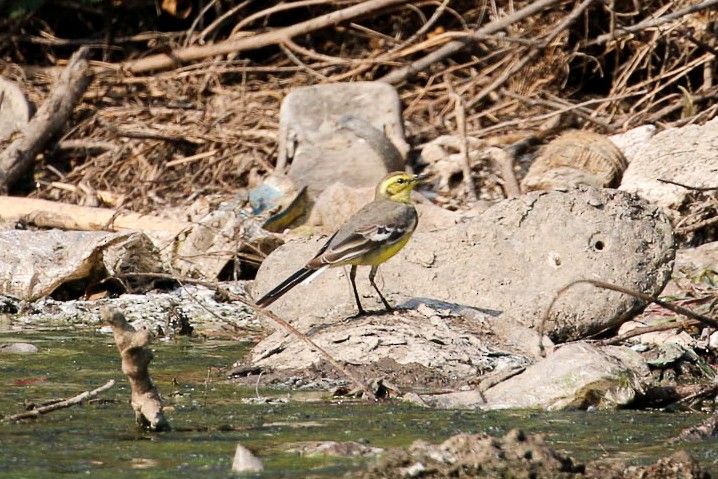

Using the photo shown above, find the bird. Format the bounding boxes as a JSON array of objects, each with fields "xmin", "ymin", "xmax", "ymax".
[{"xmin": 255, "ymin": 171, "xmax": 425, "ymax": 315}]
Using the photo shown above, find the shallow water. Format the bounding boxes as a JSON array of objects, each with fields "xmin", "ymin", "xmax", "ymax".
[{"xmin": 1, "ymin": 328, "xmax": 717, "ymax": 478}]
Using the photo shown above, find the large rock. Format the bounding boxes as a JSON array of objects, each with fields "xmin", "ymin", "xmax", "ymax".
[
  {"xmin": 620, "ymin": 116, "xmax": 718, "ymax": 212},
  {"xmin": 0, "ymin": 76, "xmax": 31, "ymax": 142},
  {"xmin": 251, "ymin": 303, "xmax": 537, "ymax": 380},
  {"xmin": 421, "ymin": 343, "xmax": 650, "ymax": 410},
  {"xmin": 0, "ymin": 229, "xmax": 164, "ymax": 301},
  {"xmin": 277, "ymin": 82, "xmax": 407, "ymax": 196},
  {"xmin": 252, "ymin": 187, "xmax": 675, "ymax": 342}
]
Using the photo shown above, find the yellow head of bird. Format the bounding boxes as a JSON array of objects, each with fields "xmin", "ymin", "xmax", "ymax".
[{"xmin": 375, "ymin": 172, "xmax": 426, "ymax": 203}]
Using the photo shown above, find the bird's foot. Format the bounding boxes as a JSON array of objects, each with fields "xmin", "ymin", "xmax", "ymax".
[
  {"xmin": 347, "ymin": 306, "xmax": 393, "ymax": 320},
  {"xmin": 347, "ymin": 308, "xmax": 369, "ymax": 319}
]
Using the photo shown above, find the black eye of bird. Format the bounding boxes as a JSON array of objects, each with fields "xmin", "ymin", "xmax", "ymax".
[{"xmin": 396, "ymin": 178, "xmax": 405, "ymax": 184}]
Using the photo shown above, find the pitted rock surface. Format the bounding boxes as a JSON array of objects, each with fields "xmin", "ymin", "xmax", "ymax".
[
  {"xmin": 620, "ymin": 116, "xmax": 718, "ymax": 212},
  {"xmin": 253, "ymin": 187, "xmax": 674, "ymax": 346}
]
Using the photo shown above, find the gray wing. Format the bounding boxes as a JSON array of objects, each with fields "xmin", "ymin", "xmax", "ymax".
[{"xmin": 305, "ymin": 200, "xmax": 417, "ymax": 267}]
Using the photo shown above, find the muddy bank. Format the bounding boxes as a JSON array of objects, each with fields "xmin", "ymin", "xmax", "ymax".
[{"xmin": 355, "ymin": 430, "xmax": 709, "ymax": 479}]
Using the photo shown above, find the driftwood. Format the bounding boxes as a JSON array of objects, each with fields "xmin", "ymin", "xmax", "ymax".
[
  {"xmin": 3, "ymin": 379, "xmax": 115, "ymax": 422},
  {"xmin": 119, "ymin": 272, "xmax": 379, "ymax": 401},
  {"xmin": 0, "ymin": 196, "xmax": 191, "ymax": 234},
  {"xmin": 115, "ymin": 0, "xmax": 408, "ymax": 74},
  {"xmin": 0, "ymin": 48, "xmax": 92, "ymax": 193},
  {"xmin": 103, "ymin": 307, "xmax": 170, "ymax": 431}
]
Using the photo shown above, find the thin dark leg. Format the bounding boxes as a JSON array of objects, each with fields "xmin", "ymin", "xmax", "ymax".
[
  {"xmin": 369, "ymin": 265, "xmax": 392, "ymax": 311},
  {"xmin": 349, "ymin": 265, "xmax": 366, "ymax": 315}
]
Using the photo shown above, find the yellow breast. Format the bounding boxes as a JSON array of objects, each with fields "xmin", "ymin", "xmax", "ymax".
[{"xmin": 350, "ymin": 232, "xmax": 414, "ymax": 266}]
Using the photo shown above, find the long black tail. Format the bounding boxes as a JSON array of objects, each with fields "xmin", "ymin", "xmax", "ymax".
[{"xmin": 255, "ymin": 267, "xmax": 317, "ymax": 307}]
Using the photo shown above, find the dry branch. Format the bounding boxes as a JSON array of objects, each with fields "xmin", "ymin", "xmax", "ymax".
[
  {"xmin": 587, "ymin": 0, "xmax": 718, "ymax": 47},
  {"xmin": 484, "ymin": 147, "xmax": 522, "ymax": 198},
  {"xmin": 103, "ymin": 307, "xmax": 170, "ymax": 431},
  {"xmin": 0, "ymin": 48, "xmax": 92, "ymax": 193},
  {"xmin": 118, "ymin": 272, "xmax": 378, "ymax": 401},
  {"xmin": 0, "ymin": 196, "xmax": 191, "ymax": 234},
  {"xmin": 465, "ymin": 0, "xmax": 598, "ymax": 111},
  {"xmin": 540, "ymin": 279, "xmax": 718, "ymax": 347},
  {"xmin": 598, "ymin": 319, "xmax": 701, "ymax": 346},
  {"xmin": 379, "ymin": 0, "xmax": 562, "ymax": 84},
  {"xmin": 117, "ymin": 0, "xmax": 409, "ymax": 74},
  {"xmin": 3, "ymin": 379, "xmax": 115, "ymax": 422},
  {"xmin": 447, "ymin": 88, "xmax": 477, "ymax": 202}
]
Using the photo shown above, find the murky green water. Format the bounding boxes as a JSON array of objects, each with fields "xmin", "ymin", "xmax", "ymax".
[{"xmin": 2, "ymin": 328, "xmax": 718, "ymax": 478}]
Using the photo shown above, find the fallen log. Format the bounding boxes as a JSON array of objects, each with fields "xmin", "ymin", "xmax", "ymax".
[
  {"xmin": 0, "ymin": 48, "xmax": 92, "ymax": 193},
  {"xmin": 0, "ymin": 195, "xmax": 191, "ymax": 234}
]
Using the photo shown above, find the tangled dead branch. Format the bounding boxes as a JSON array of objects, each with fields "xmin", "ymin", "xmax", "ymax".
[{"xmin": 0, "ymin": 0, "xmax": 715, "ymax": 211}]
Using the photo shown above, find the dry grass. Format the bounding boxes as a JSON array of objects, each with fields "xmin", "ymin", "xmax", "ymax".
[{"xmin": 1, "ymin": 0, "xmax": 716, "ymax": 214}]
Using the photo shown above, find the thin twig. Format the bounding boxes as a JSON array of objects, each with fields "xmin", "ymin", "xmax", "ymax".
[
  {"xmin": 197, "ymin": 0, "xmax": 253, "ymax": 44},
  {"xmin": 657, "ymin": 178, "xmax": 718, "ymax": 191},
  {"xmin": 465, "ymin": 0, "xmax": 598, "ymax": 110},
  {"xmin": 279, "ymin": 43, "xmax": 330, "ymax": 81},
  {"xmin": 380, "ymin": 0, "xmax": 562, "ymax": 84},
  {"xmin": 183, "ymin": 0, "xmax": 222, "ymax": 47},
  {"xmin": 598, "ymin": 319, "xmax": 701, "ymax": 346},
  {"xmin": 446, "ymin": 77, "xmax": 477, "ymax": 202},
  {"xmin": 677, "ymin": 216, "xmax": 718, "ymax": 235},
  {"xmin": 587, "ymin": 0, "xmax": 718, "ymax": 47},
  {"xmin": 539, "ymin": 279, "xmax": 718, "ymax": 343},
  {"xmin": 118, "ymin": 272, "xmax": 378, "ymax": 400},
  {"xmin": 4, "ymin": 380, "xmax": 115, "ymax": 422},
  {"xmin": 231, "ymin": 0, "xmax": 331, "ymax": 34}
]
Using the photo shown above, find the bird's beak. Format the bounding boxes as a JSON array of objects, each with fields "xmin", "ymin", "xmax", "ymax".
[{"xmin": 414, "ymin": 173, "xmax": 432, "ymax": 183}]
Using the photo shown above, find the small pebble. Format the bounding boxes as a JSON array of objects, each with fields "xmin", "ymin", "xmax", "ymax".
[{"xmin": 709, "ymin": 331, "xmax": 718, "ymax": 350}]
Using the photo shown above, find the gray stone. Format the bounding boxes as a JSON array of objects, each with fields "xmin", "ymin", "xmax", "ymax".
[
  {"xmin": 277, "ymin": 82, "xmax": 407, "ymax": 196},
  {"xmin": 620, "ymin": 116, "xmax": 718, "ymax": 212},
  {"xmin": 422, "ymin": 343, "xmax": 650, "ymax": 410},
  {"xmin": 0, "ymin": 76, "xmax": 31, "ymax": 142},
  {"xmin": 0, "ymin": 229, "xmax": 164, "ymax": 301},
  {"xmin": 0, "ymin": 342, "xmax": 38, "ymax": 354},
  {"xmin": 252, "ymin": 187, "xmax": 675, "ymax": 342},
  {"xmin": 608, "ymin": 124, "xmax": 656, "ymax": 161},
  {"xmin": 251, "ymin": 304, "xmax": 533, "ymax": 380}
]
